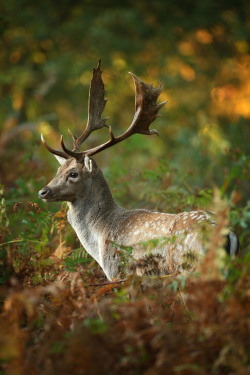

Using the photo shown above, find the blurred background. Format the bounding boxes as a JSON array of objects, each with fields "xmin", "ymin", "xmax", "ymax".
[{"xmin": 0, "ymin": 0, "xmax": 249, "ymax": 213}]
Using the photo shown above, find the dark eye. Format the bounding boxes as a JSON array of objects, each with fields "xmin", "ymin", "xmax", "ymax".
[{"xmin": 69, "ymin": 172, "xmax": 78, "ymax": 178}]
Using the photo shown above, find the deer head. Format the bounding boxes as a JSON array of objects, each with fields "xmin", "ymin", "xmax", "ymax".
[{"xmin": 38, "ymin": 60, "xmax": 167, "ymax": 203}]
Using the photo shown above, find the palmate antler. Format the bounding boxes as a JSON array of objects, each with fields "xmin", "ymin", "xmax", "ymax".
[{"xmin": 41, "ymin": 60, "xmax": 167, "ymax": 160}]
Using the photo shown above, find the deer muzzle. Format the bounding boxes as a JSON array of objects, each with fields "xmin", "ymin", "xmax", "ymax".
[{"xmin": 38, "ymin": 186, "xmax": 53, "ymax": 200}]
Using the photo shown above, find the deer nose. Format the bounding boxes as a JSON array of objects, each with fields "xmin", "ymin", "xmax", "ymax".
[{"xmin": 38, "ymin": 187, "xmax": 51, "ymax": 199}]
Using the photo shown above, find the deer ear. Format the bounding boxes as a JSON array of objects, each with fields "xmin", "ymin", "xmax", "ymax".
[
  {"xmin": 84, "ymin": 155, "xmax": 93, "ymax": 173},
  {"xmin": 54, "ymin": 154, "xmax": 67, "ymax": 165}
]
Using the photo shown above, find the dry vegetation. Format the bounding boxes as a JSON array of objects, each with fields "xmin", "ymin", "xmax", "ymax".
[{"xmin": 0, "ymin": 190, "xmax": 249, "ymax": 375}]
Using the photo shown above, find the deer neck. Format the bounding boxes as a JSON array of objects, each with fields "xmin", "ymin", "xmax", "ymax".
[{"xmin": 67, "ymin": 170, "xmax": 120, "ymax": 264}]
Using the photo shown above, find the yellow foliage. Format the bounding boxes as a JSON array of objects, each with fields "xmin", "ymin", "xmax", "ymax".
[
  {"xmin": 179, "ymin": 64, "xmax": 196, "ymax": 81},
  {"xmin": 199, "ymin": 123, "xmax": 230, "ymax": 155},
  {"xmin": 112, "ymin": 57, "xmax": 127, "ymax": 70},
  {"xmin": 195, "ymin": 29, "xmax": 213, "ymax": 44},
  {"xmin": 32, "ymin": 51, "xmax": 46, "ymax": 64},
  {"xmin": 12, "ymin": 92, "xmax": 24, "ymax": 111},
  {"xmin": 178, "ymin": 41, "xmax": 195, "ymax": 56},
  {"xmin": 38, "ymin": 121, "xmax": 53, "ymax": 137},
  {"xmin": 211, "ymin": 55, "xmax": 250, "ymax": 119}
]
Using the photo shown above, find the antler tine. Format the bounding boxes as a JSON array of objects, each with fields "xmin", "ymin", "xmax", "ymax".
[
  {"xmin": 41, "ymin": 134, "xmax": 69, "ymax": 159},
  {"xmin": 60, "ymin": 135, "xmax": 81, "ymax": 159},
  {"xmin": 68, "ymin": 128, "xmax": 77, "ymax": 142},
  {"xmin": 84, "ymin": 73, "xmax": 167, "ymax": 156},
  {"xmin": 71, "ymin": 59, "xmax": 108, "ymax": 153}
]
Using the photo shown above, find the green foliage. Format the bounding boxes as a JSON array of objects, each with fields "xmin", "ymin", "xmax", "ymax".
[
  {"xmin": 83, "ymin": 318, "xmax": 107, "ymax": 335},
  {"xmin": 63, "ymin": 248, "xmax": 92, "ymax": 272},
  {"xmin": 110, "ymin": 241, "xmax": 134, "ymax": 276}
]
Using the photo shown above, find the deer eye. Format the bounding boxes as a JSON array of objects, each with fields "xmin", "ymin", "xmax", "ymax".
[{"xmin": 69, "ymin": 172, "xmax": 78, "ymax": 178}]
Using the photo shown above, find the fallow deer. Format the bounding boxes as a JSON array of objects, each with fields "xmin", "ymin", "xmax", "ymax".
[{"xmin": 38, "ymin": 60, "xmax": 239, "ymax": 280}]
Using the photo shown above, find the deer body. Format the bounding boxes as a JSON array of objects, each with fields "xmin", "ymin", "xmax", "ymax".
[
  {"xmin": 39, "ymin": 61, "xmax": 239, "ymax": 280},
  {"xmin": 41, "ymin": 157, "xmax": 211, "ymax": 280},
  {"xmin": 68, "ymin": 198, "xmax": 207, "ymax": 280}
]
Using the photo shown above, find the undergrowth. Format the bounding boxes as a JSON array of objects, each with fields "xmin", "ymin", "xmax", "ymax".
[{"xmin": 0, "ymin": 158, "xmax": 249, "ymax": 375}]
